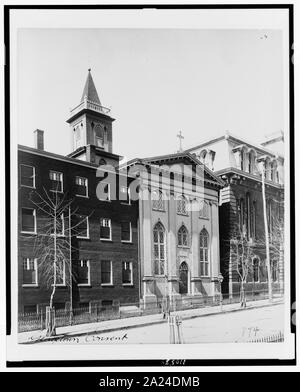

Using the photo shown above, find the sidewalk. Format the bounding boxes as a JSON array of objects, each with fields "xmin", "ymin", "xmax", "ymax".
[{"xmin": 18, "ymin": 297, "xmax": 283, "ymax": 344}]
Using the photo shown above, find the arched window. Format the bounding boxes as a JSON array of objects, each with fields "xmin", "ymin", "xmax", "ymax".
[
  {"xmin": 178, "ymin": 225, "xmax": 188, "ymax": 247},
  {"xmin": 253, "ymin": 258, "xmax": 260, "ymax": 283},
  {"xmin": 177, "ymin": 195, "xmax": 188, "ymax": 215},
  {"xmin": 199, "ymin": 200, "xmax": 209, "ymax": 219},
  {"xmin": 200, "ymin": 229, "xmax": 209, "ymax": 276},
  {"xmin": 198, "ymin": 150, "xmax": 207, "ymax": 165},
  {"xmin": 152, "ymin": 190, "xmax": 165, "ymax": 211},
  {"xmin": 94, "ymin": 124, "xmax": 104, "ymax": 147},
  {"xmin": 153, "ymin": 222, "xmax": 166, "ymax": 275}
]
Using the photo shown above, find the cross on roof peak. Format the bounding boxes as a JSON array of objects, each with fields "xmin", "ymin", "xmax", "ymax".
[{"xmin": 177, "ymin": 131, "xmax": 184, "ymax": 152}]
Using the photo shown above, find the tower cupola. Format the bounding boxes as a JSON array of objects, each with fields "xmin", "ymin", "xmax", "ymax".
[{"xmin": 67, "ymin": 69, "xmax": 121, "ymax": 165}]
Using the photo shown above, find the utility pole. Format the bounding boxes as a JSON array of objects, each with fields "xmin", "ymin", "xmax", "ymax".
[
  {"xmin": 69, "ymin": 206, "xmax": 73, "ymax": 324},
  {"xmin": 260, "ymin": 163, "xmax": 273, "ymax": 302}
]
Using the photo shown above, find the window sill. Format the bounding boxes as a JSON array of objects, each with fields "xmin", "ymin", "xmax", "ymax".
[
  {"xmin": 99, "ymin": 199, "xmax": 111, "ymax": 203},
  {"xmin": 101, "ymin": 284, "xmax": 114, "ymax": 287},
  {"xmin": 152, "ymin": 208, "xmax": 166, "ymax": 212},
  {"xmin": 100, "ymin": 238, "xmax": 112, "ymax": 242},
  {"xmin": 20, "ymin": 185, "xmax": 36, "ymax": 189},
  {"xmin": 22, "ymin": 284, "xmax": 39, "ymax": 288},
  {"xmin": 76, "ymin": 194, "xmax": 89, "ymax": 199},
  {"xmin": 120, "ymin": 202, "xmax": 131, "ymax": 205},
  {"xmin": 51, "ymin": 284, "xmax": 67, "ymax": 287},
  {"xmin": 121, "ymin": 240, "xmax": 133, "ymax": 244},
  {"xmin": 177, "ymin": 213, "xmax": 189, "ymax": 217},
  {"xmin": 77, "ymin": 236, "xmax": 90, "ymax": 240},
  {"xmin": 21, "ymin": 231, "xmax": 37, "ymax": 235},
  {"xmin": 49, "ymin": 189, "xmax": 64, "ymax": 194},
  {"xmin": 122, "ymin": 283, "xmax": 134, "ymax": 287},
  {"xmin": 199, "ymin": 217, "xmax": 209, "ymax": 220},
  {"xmin": 177, "ymin": 245, "xmax": 190, "ymax": 249},
  {"xmin": 78, "ymin": 284, "xmax": 92, "ymax": 287}
]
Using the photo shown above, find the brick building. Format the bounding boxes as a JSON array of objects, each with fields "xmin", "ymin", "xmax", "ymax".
[
  {"xmin": 186, "ymin": 131, "xmax": 284, "ymax": 297},
  {"xmin": 18, "ymin": 71, "xmax": 139, "ymax": 314}
]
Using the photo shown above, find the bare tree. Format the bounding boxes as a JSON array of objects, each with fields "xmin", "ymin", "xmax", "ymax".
[
  {"xmin": 25, "ymin": 187, "xmax": 92, "ymax": 336},
  {"xmin": 227, "ymin": 226, "xmax": 255, "ymax": 308}
]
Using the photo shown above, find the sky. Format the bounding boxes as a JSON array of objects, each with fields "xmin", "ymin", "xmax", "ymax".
[{"xmin": 17, "ymin": 28, "xmax": 284, "ymax": 160}]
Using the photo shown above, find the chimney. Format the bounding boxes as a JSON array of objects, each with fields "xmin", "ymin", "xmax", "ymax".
[{"xmin": 34, "ymin": 129, "xmax": 44, "ymax": 150}]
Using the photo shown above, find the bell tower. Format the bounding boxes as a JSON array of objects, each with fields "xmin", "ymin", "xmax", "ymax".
[{"xmin": 67, "ymin": 69, "xmax": 121, "ymax": 165}]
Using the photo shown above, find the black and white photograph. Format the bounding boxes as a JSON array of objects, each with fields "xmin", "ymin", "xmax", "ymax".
[{"xmin": 4, "ymin": 4, "xmax": 296, "ymax": 367}]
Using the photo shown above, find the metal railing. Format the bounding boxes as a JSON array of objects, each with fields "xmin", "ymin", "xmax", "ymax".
[
  {"xmin": 247, "ymin": 331, "xmax": 284, "ymax": 343},
  {"xmin": 18, "ymin": 287, "xmax": 283, "ymax": 333}
]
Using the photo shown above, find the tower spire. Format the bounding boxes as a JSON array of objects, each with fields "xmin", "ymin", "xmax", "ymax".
[{"xmin": 81, "ymin": 69, "xmax": 101, "ymax": 104}]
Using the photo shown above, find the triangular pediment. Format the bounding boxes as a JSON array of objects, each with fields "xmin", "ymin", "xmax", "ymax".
[{"xmin": 120, "ymin": 152, "xmax": 224, "ymax": 188}]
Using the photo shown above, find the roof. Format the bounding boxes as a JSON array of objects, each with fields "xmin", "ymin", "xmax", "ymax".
[
  {"xmin": 185, "ymin": 131, "xmax": 284, "ymax": 160},
  {"xmin": 80, "ymin": 69, "xmax": 101, "ymax": 104},
  {"xmin": 120, "ymin": 151, "xmax": 224, "ymax": 188}
]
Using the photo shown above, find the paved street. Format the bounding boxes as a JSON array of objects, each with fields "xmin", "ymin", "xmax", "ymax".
[{"xmin": 39, "ymin": 303, "xmax": 284, "ymax": 345}]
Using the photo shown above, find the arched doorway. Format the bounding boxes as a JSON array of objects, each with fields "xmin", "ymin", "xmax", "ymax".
[{"xmin": 179, "ymin": 262, "xmax": 189, "ymax": 295}]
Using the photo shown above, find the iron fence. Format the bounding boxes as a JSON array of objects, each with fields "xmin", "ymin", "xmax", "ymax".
[
  {"xmin": 247, "ymin": 331, "xmax": 284, "ymax": 343},
  {"xmin": 18, "ymin": 287, "xmax": 283, "ymax": 333}
]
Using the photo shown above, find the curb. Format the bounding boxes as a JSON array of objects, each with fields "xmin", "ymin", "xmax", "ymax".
[{"xmin": 20, "ymin": 299, "xmax": 283, "ymax": 344}]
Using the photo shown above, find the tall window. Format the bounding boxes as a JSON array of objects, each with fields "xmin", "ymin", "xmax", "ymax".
[
  {"xmin": 121, "ymin": 221, "xmax": 132, "ymax": 242},
  {"xmin": 49, "ymin": 170, "xmax": 63, "ymax": 192},
  {"xmin": 153, "ymin": 222, "xmax": 166, "ymax": 275},
  {"xmin": 100, "ymin": 218, "xmax": 111, "ymax": 240},
  {"xmin": 240, "ymin": 149, "xmax": 246, "ymax": 171},
  {"xmin": 77, "ymin": 260, "xmax": 90, "ymax": 285},
  {"xmin": 75, "ymin": 176, "xmax": 88, "ymax": 197},
  {"xmin": 248, "ymin": 151, "xmax": 255, "ymax": 174},
  {"xmin": 152, "ymin": 190, "xmax": 165, "ymax": 211},
  {"xmin": 76, "ymin": 215, "xmax": 89, "ymax": 239},
  {"xmin": 101, "ymin": 260, "xmax": 112, "ymax": 285},
  {"xmin": 22, "ymin": 258, "xmax": 38, "ymax": 285},
  {"xmin": 270, "ymin": 161, "xmax": 277, "ymax": 182},
  {"xmin": 95, "ymin": 124, "xmax": 104, "ymax": 147},
  {"xmin": 239, "ymin": 198, "xmax": 246, "ymax": 237},
  {"xmin": 178, "ymin": 225, "xmax": 188, "ymax": 247},
  {"xmin": 122, "ymin": 261, "xmax": 133, "ymax": 285},
  {"xmin": 251, "ymin": 201, "xmax": 257, "ymax": 239},
  {"xmin": 272, "ymin": 261, "xmax": 279, "ymax": 282},
  {"xmin": 199, "ymin": 200, "xmax": 209, "ymax": 219},
  {"xmin": 21, "ymin": 208, "xmax": 36, "ymax": 233},
  {"xmin": 253, "ymin": 258, "xmax": 260, "ymax": 283},
  {"xmin": 177, "ymin": 195, "xmax": 188, "ymax": 215},
  {"xmin": 20, "ymin": 165, "xmax": 35, "ymax": 188},
  {"xmin": 267, "ymin": 199, "xmax": 274, "ymax": 235},
  {"xmin": 246, "ymin": 193, "xmax": 251, "ymax": 239},
  {"xmin": 200, "ymin": 229, "xmax": 209, "ymax": 276}
]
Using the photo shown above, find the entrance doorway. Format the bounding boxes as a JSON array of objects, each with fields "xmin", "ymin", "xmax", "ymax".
[{"xmin": 179, "ymin": 262, "xmax": 189, "ymax": 295}]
